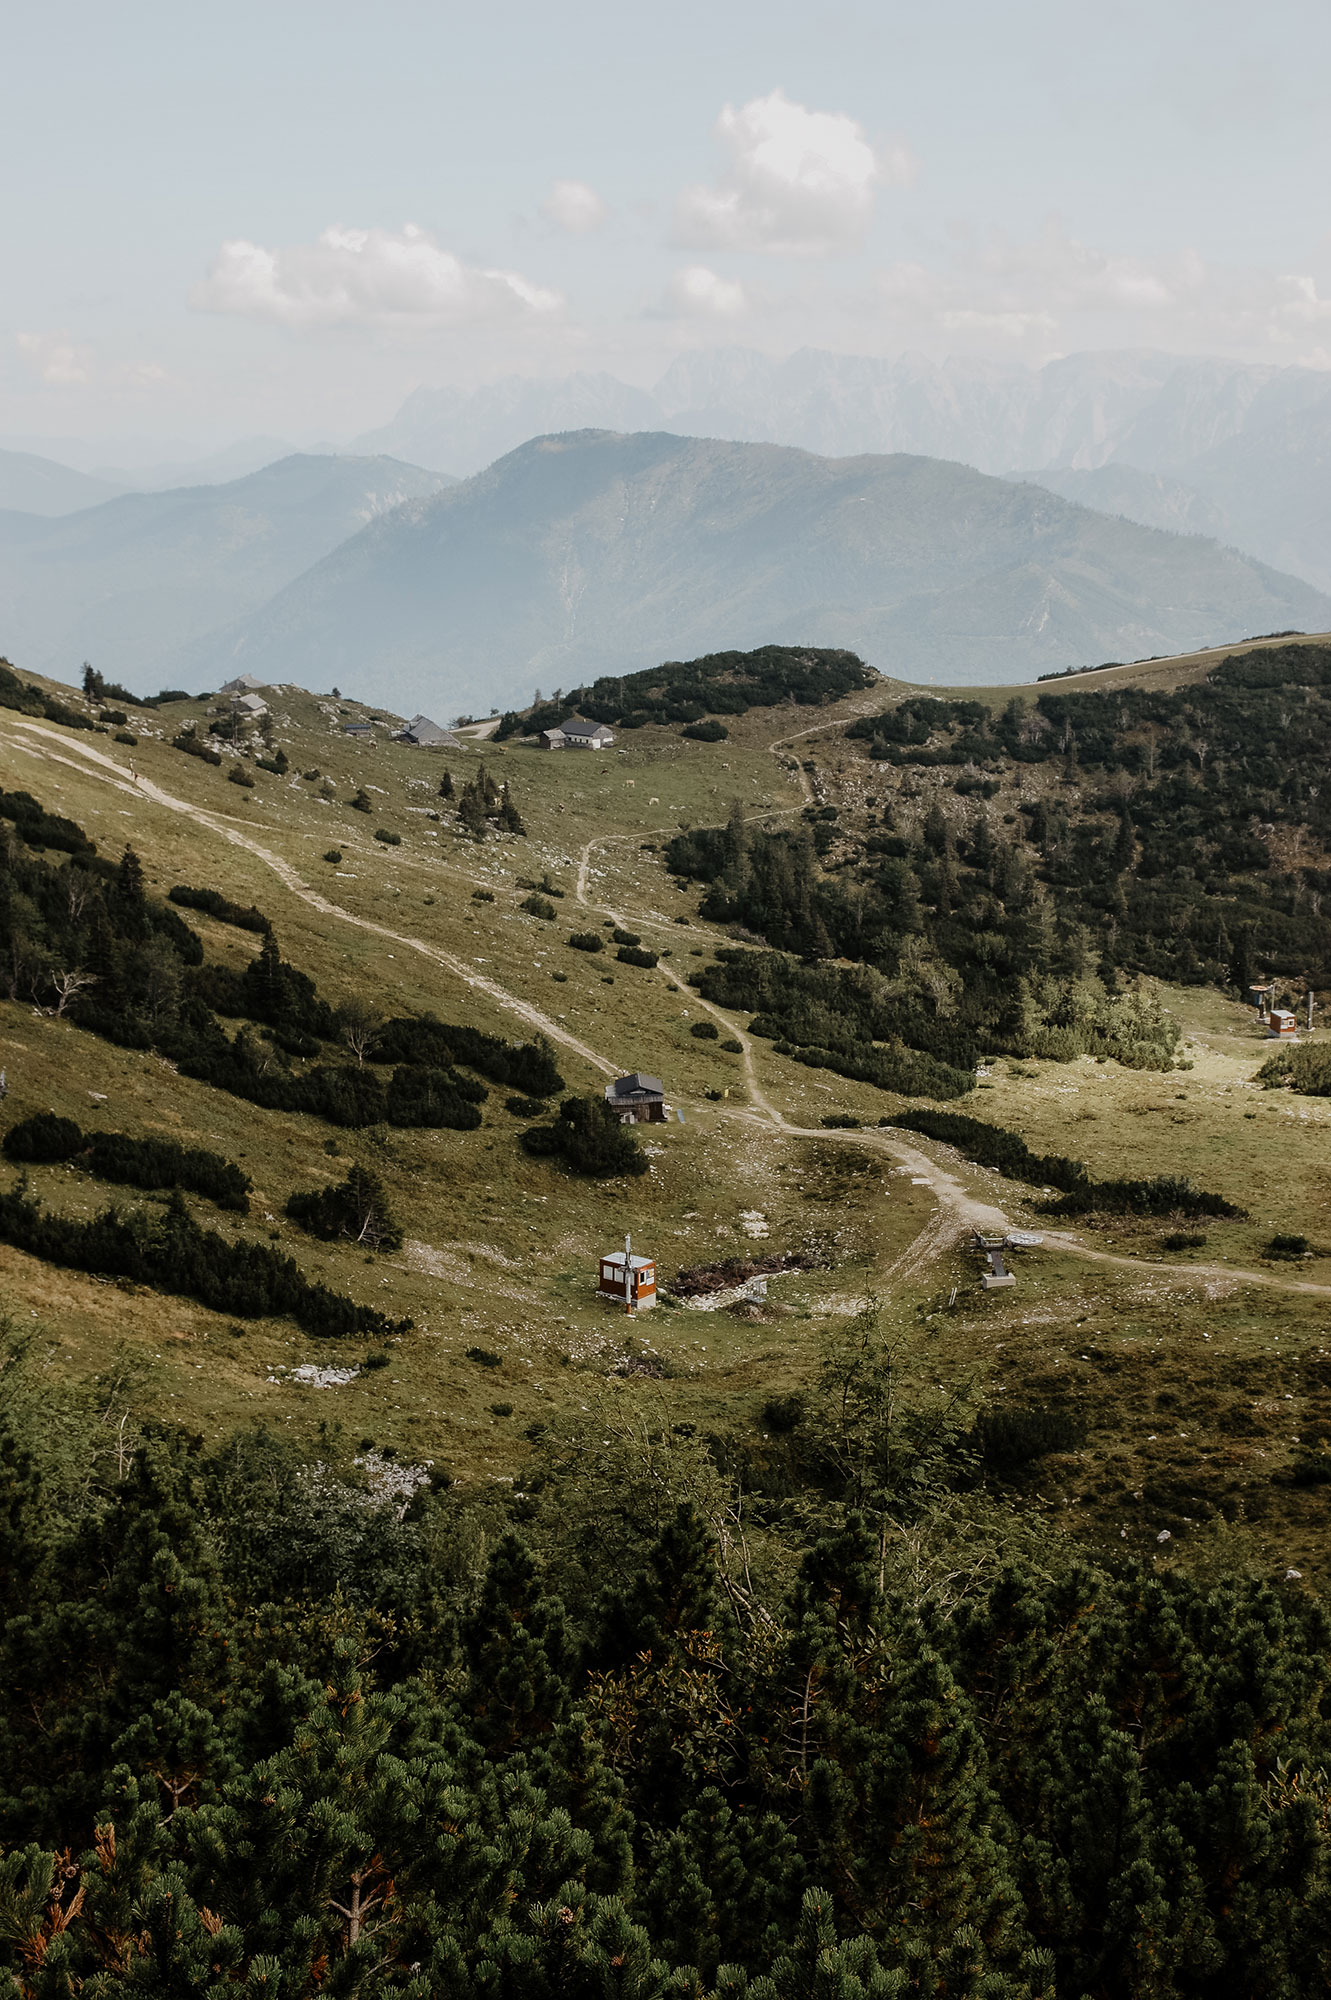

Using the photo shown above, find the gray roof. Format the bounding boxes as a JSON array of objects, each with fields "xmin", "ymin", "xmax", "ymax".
[
  {"xmin": 561, "ymin": 715, "xmax": 610, "ymax": 737},
  {"xmin": 221, "ymin": 673, "xmax": 265, "ymax": 692},
  {"xmin": 606, "ymin": 1072, "xmax": 664, "ymax": 1099},
  {"xmin": 397, "ymin": 714, "xmax": 457, "ymax": 746}
]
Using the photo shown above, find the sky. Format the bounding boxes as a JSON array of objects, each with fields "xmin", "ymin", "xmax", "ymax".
[{"xmin": 5, "ymin": 0, "xmax": 1331, "ymax": 454}]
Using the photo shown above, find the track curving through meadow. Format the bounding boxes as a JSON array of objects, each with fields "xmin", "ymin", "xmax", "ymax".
[{"xmin": 8, "ymin": 714, "xmax": 1330, "ymax": 1303}]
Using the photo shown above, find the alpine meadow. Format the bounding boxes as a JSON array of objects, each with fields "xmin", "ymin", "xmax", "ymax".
[
  {"xmin": 1, "ymin": 622, "xmax": 1330, "ymax": 1997},
  {"xmin": 8, "ymin": 3, "xmax": 1331, "ymax": 1990}
]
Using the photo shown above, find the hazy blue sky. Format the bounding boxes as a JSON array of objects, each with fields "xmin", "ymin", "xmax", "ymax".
[{"xmin": 5, "ymin": 0, "xmax": 1330, "ymax": 448}]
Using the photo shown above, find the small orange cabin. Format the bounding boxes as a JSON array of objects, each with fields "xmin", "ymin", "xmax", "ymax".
[{"xmin": 598, "ymin": 1237, "xmax": 657, "ymax": 1310}]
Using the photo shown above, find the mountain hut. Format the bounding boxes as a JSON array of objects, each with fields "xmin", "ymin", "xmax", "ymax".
[
  {"xmin": 604, "ymin": 1072, "xmax": 666, "ymax": 1123},
  {"xmin": 540, "ymin": 715, "xmax": 615, "ymax": 750}
]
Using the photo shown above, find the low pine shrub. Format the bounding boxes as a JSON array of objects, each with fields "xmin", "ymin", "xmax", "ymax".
[
  {"xmin": 2, "ymin": 1113, "xmax": 82, "ymax": 1162},
  {"xmin": 521, "ymin": 1096, "xmax": 648, "ymax": 1177}
]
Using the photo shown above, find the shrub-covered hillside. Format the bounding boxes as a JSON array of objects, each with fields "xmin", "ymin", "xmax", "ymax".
[{"xmin": 1, "ymin": 1320, "xmax": 1329, "ymax": 1997}]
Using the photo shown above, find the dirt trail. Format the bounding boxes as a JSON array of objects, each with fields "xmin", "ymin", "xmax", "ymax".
[
  {"xmin": 572, "ymin": 826, "xmax": 1331, "ymax": 1301},
  {"xmin": 5, "ymin": 720, "xmax": 616, "ymax": 1079},
  {"xmin": 11, "ymin": 715, "xmax": 1328, "ymax": 1304}
]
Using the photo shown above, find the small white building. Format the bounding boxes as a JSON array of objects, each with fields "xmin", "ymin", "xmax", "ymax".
[
  {"xmin": 220, "ymin": 673, "xmax": 267, "ymax": 695},
  {"xmin": 230, "ymin": 692, "xmax": 268, "ymax": 718},
  {"xmin": 598, "ymin": 1235, "xmax": 657, "ymax": 1311},
  {"xmin": 540, "ymin": 715, "xmax": 615, "ymax": 750}
]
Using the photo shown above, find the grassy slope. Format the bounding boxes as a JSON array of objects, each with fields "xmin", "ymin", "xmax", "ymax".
[{"xmin": 2, "ymin": 655, "xmax": 1329, "ymax": 1576}]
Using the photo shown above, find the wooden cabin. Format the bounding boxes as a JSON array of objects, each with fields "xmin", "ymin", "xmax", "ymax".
[
  {"xmin": 598, "ymin": 1236, "xmax": 657, "ymax": 1311},
  {"xmin": 1268, "ymin": 1009, "xmax": 1299, "ymax": 1039},
  {"xmin": 604, "ymin": 1072, "xmax": 667, "ymax": 1123}
]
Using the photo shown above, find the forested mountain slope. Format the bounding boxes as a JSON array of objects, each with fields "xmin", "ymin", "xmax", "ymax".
[{"xmin": 182, "ymin": 429, "xmax": 1331, "ymax": 714}]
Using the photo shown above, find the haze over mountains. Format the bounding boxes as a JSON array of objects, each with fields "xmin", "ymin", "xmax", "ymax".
[
  {"xmin": 0, "ymin": 454, "xmax": 452, "ymax": 684},
  {"xmin": 357, "ymin": 347, "xmax": 1331, "ymax": 591},
  {"xmin": 3, "ymin": 345, "xmax": 1331, "ymax": 709},
  {"xmin": 181, "ymin": 430, "xmax": 1331, "ymax": 714}
]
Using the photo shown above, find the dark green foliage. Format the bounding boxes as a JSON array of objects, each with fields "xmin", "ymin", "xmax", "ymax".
[
  {"xmin": 2, "ymin": 1113, "xmax": 83, "ymax": 1162},
  {"xmin": 690, "ymin": 1019, "xmax": 719, "ymax": 1039},
  {"xmin": 974, "ymin": 1404, "xmax": 1087, "ymax": 1478},
  {"xmin": 113, "ymin": 729, "xmax": 137, "ymax": 745},
  {"xmin": 0, "ymin": 1179, "xmax": 405, "ymax": 1336},
  {"xmin": 568, "ymin": 930, "xmax": 605, "ymax": 951},
  {"xmin": 846, "ymin": 658, "xmax": 1331, "ymax": 992},
  {"xmin": 168, "ymin": 885, "xmax": 272, "ymax": 934},
  {"xmin": 506, "ymin": 1094, "xmax": 548, "ymax": 1116},
  {"xmin": 682, "ymin": 719, "xmax": 728, "ymax": 741},
  {"xmin": 0, "ymin": 658, "xmax": 97, "ymax": 730},
  {"xmin": 495, "ymin": 645, "xmax": 874, "ymax": 739},
  {"xmin": 0, "ymin": 1349, "xmax": 1327, "ymax": 1993},
  {"xmin": 522, "ymin": 1095, "xmax": 649, "ymax": 1176},
  {"xmin": 521, "ymin": 892, "xmax": 556, "ymax": 919},
  {"xmin": 466, "ymin": 1346, "xmax": 502, "ymax": 1367},
  {"xmin": 894, "ymin": 1107, "xmax": 1242, "ymax": 1216},
  {"xmin": 227, "ymin": 764, "xmax": 254, "ymax": 788},
  {"xmin": 171, "ymin": 725, "xmax": 222, "ymax": 765},
  {"xmin": 720, "ymin": 1038, "xmax": 743, "ymax": 1053},
  {"xmin": 80, "ymin": 1131, "xmax": 251, "ymax": 1211},
  {"xmin": 372, "ymin": 1014, "xmax": 563, "ymax": 1095},
  {"xmin": 892, "ymin": 1108, "xmax": 1088, "ymax": 1192},
  {"xmin": 349, "ymin": 787, "xmax": 372, "ymax": 812},
  {"xmin": 255, "ymin": 748, "xmax": 289, "ymax": 776},
  {"xmin": 322, "ymin": 847, "xmax": 342, "ymax": 863},
  {"xmin": 821, "ymin": 1112, "xmax": 859, "ymax": 1128},
  {"xmin": 1268, "ymin": 1233, "xmax": 1310, "ymax": 1257},
  {"xmin": 374, "ymin": 827, "xmax": 401, "ymax": 844},
  {"xmin": 617, "ymin": 944, "xmax": 660, "ymax": 967},
  {"xmin": 1259, "ymin": 1042, "xmax": 1331, "ymax": 1095},
  {"xmin": 455, "ymin": 762, "xmax": 513, "ymax": 842},
  {"xmin": 286, "ymin": 1163, "xmax": 403, "ymax": 1251},
  {"xmin": 612, "ymin": 928, "xmax": 642, "ymax": 946},
  {"xmin": 1048, "ymin": 1174, "xmax": 1243, "ymax": 1219},
  {"xmin": 0, "ymin": 788, "xmax": 97, "ymax": 858}
]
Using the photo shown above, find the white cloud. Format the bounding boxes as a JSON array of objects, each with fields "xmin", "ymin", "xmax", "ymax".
[
  {"xmin": 673, "ymin": 88, "xmax": 895, "ymax": 255},
  {"xmin": 190, "ymin": 223, "xmax": 564, "ymax": 329},
  {"xmin": 541, "ymin": 179, "xmax": 608, "ymax": 234},
  {"xmin": 660, "ymin": 265, "xmax": 750, "ymax": 318},
  {"xmin": 17, "ymin": 330, "xmax": 94, "ymax": 385},
  {"xmin": 871, "ymin": 223, "xmax": 1214, "ymax": 352}
]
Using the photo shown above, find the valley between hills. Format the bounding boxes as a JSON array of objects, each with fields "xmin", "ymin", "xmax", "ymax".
[{"xmin": 2, "ymin": 636, "xmax": 1330, "ymax": 1581}]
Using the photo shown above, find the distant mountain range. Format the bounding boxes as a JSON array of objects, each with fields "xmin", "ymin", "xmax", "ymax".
[
  {"xmin": 356, "ymin": 347, "xmax": 1331, "ymax": 591},
  {"xmin": 0, "ymin": 454, "xmax": 453, "ymax": 685},
  {"xmin": 178, "ymin": 430, "xmax": 1331, "ymax": 714},
  {"xmin": 0, "ymin": 449, "xmax": 124, "ymax": 517}
]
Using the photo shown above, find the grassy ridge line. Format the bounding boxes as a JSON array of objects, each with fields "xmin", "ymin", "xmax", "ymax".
[{"xmin": 3, "ymin": 717, "xmax": 619, "ymax": 1080}]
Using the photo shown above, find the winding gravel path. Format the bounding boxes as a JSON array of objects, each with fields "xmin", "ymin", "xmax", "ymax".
[{"xmin": 10, "ymin": 713, "xmax": 1329, "ymax": 1302}]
